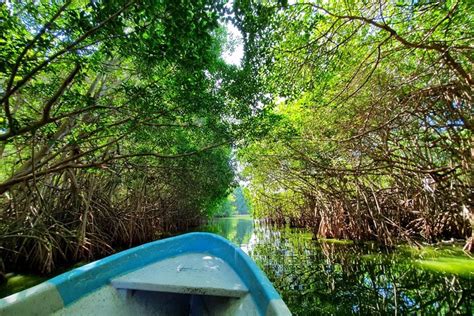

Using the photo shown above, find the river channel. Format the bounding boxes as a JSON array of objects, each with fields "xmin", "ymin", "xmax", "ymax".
[{"xmin": 1, "ymin": 216, "xmax": 472, "ymax": 315}]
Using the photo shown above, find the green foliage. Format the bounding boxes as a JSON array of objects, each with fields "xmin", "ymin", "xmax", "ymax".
[
  {"xmin": 233, "ymin": 186, "xmax": 250, "ymax": 214},
  {"xmin": 0, "ymin": 0, "xmax": 254, "ymax": 274},
  {"xmin": 212, "ymin": 186, "xmax": 250, "ymax": 217},
  {"xmin": 235, "ymin": 0, "xmax": 473, "ymax": 243}
]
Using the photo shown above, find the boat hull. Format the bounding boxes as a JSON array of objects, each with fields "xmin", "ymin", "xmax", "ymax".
[{"xmin": 0, "ymin": 233, "xmax": 290, "ymax": 315}]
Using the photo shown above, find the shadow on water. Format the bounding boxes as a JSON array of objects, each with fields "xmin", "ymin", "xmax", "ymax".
[{"xmin": 200, "ymin": 217, "xmax": 473, "ymax": 315}]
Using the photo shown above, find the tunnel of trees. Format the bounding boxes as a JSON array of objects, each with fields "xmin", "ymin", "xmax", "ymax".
[{"xmin": 0, "ymin": 0, "xmax": 472, "ymax": 276}]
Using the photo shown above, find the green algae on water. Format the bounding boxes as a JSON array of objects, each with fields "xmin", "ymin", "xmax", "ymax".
[
  {"xmin": 416, "ymin": 257, "xmax": 474, "ymax": 279},
  {"xmin": 0, "ymin": 274, "xmax": 46, "ymax": 298},
  {"xmin": 318, "ymin": 238, "xmax": 354, "ymax": 245},
  {"xmin": 397, "ymin": 244, "xmax": 467, "ymax": 258}
]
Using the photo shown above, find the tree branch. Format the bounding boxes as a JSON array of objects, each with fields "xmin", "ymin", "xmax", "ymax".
[
  {"xmin": 0, "ymin": 1, "xmax": 135, "ymax": 105},
  {"xmin": 0, "ymin": 140, "xmax": 230, "ymax": 194},
  {"xmin": 3, "ymin": 0, "xmax": 72, "ymax": 132},
  {"xmin": 42, "ymin": 63, "xmax": 81, "ymax": 122}
]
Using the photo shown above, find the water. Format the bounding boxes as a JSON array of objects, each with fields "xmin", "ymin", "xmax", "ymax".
[
  {"xmin": 200, "ymin": 216, "xmax": 474, "ymax": 315},
  {"xmin": 1, "ymin": 216, "xmax": 472, "ymax": 315}
]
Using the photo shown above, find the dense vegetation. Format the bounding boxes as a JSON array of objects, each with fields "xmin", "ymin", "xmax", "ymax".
[
  {"xmin": 237, "ymin": 0, "xmax": 473, "ymax": 245},
  {"xmin": 0, "ymin": 0, "xmax": 472, "ymax": 280},
  {"xmin": 0, "ymin": 0, "xmax": 262, "ymax": 274}
]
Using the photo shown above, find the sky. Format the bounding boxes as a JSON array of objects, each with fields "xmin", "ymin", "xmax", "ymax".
[
  {"xmin": 221, "ymin": 19, "xmax": 244, "ymax": 66},
  {"xmin": 221, "ymin": 20, "xmax": 247, "ymax": 185}
]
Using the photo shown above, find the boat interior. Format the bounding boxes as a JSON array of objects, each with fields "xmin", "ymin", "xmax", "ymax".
[
  {"xmin": 53, "ymin": 253, "xmax": 257, "ymax": 316},
  {"xmin": 1, "ymin": 233, "xmax": 291, "ymax": 316}
]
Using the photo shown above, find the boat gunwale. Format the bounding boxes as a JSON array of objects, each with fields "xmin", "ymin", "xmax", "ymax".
[{"xmin": 0, "ymin": 232, "xmax": 290, "ymax": 316}]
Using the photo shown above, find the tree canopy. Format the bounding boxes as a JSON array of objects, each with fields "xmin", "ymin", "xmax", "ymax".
[
  {"xmin": 236, "ymin": 0, "xmax": 473, "ymax": 244},
  {"xmin": 0, "ymin": 0, "xmax": 472, "ymax": 274},
  {"xmin": 0, "ymin": 0, "xmax": 260, "ymax": 273}
]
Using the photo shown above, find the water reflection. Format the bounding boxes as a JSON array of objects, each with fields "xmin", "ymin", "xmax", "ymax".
[
  {"xmin": 200, "ymin": 218, "xmax": 473, "ymax": 315},
  {"xmin": 201, "ymin": 216, "xmax": 254, "ymax": 253}
]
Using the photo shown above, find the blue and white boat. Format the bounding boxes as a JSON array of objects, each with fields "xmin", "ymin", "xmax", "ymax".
[{"xmin": 0, "ymin": 233, "xmax": 291, "ymax": 315}]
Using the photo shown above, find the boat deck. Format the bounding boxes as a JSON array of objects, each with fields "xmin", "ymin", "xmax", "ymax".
[{"xmin": 111, "ymin": 253, "xmax": 249, "ymax": 298}]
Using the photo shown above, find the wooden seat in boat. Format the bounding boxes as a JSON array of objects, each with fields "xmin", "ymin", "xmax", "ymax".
[{"xmin": 111, "ymin": 253, "xmax": 249, "ymax": 298}]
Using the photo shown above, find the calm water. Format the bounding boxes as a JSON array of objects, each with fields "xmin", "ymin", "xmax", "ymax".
[
  {"xmin": 200, "ymin": 216, "xmax": 473, "ymax": 315},
  {"xmin": 1, "ymin": 216, "xmax": 472, "ymax": 315}
]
